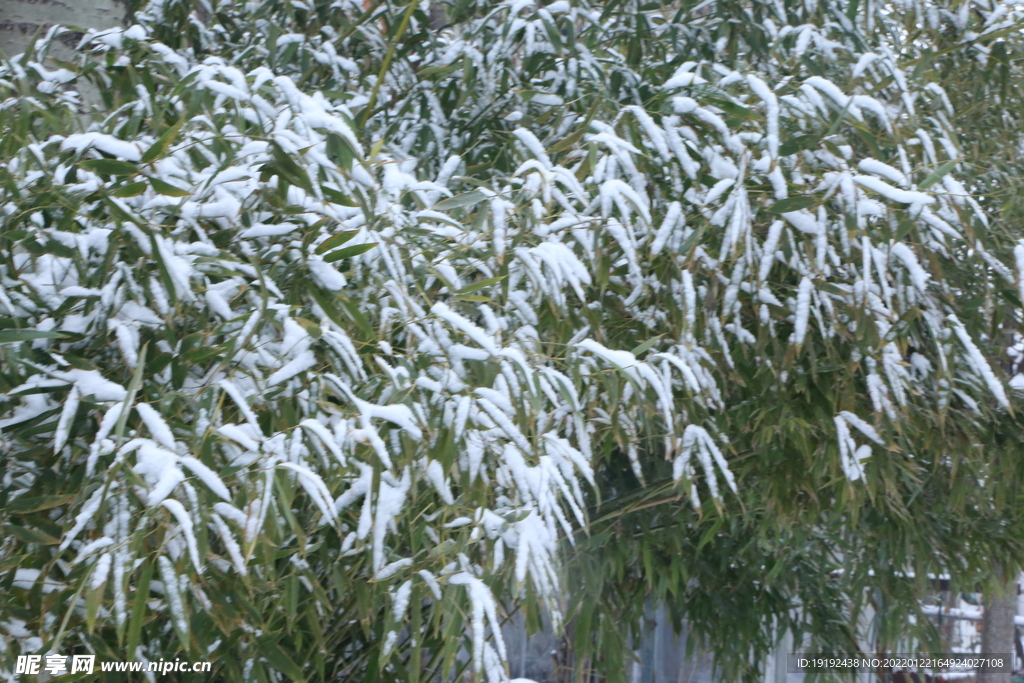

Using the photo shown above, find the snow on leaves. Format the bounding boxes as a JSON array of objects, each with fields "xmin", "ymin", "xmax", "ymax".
[{"xmin": 1, "ymin": 0, "xmax": 1020, "ymax": 680}]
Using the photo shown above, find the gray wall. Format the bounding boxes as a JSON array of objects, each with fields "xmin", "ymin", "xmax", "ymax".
[
  {"xmin": 502, "ymin": 604, "xmax": 721, "ymax": 683},
  {"xmin": 1, "ymin": 0, "xmax": 127, "ymax": 60}
]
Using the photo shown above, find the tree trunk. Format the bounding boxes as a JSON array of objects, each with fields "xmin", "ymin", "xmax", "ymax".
[
  {"xmin": 1017, "ymin": 573, "xmax": 1024, "ymax": 673},
  {"xmin": 549, "ymin": 618, "xmax": 576, "ymax": 683},
  {"xmin": 0, "ymin": 0, "xmax": 126, "ymax": 61},
  {"xmin": 979, "ymin": 568, "xmax": 1017, "ymax": 683}
]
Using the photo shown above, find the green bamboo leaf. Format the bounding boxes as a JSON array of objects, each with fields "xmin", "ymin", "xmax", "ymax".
[
  {"xmin": 707, "ymin": 97, "xmax": 761, "ymax": 121},
  {"xmin": 434, "ymin": 190, "xmax": 488, "ymax": 211},
  {"xmin": 112, "ymin": 181, "xmax": 148, "ymax": 197},
  {"xmin": 309, "ymin": 287, "xmax": 348, "ymax": 330},
  {"xmin": 169, "ymin": 70, "xmax": 200, "ymax": 98},
  {"xmin": 146, "ymin": 352, "xmax": 173, "ymax": 375},
  {"xmin": 338, "ymin": 294, "xmax": 374, "ymax": 339},
  {"xmin": 322, "ymin": 243, "xmax": 377, "ymax": 263},
  {"xmin": 0, "ymin": 329, "xmax": 65, "ymax": 343},
  {"xmin": 315, "ymin": 231, "xmax": 358, "ymax": 254},
  {"xmin": 85, "ymin": 575, "xmax": 104, "ymax": 633},
  {"xmin": 696, "ymin": 516, "xmax": 724, "ymax": 552},
  {"xmin": 322, "ymin": 186, "xmax": 359, "ymax": 207},
  {"xmin": 258, "ymin": 637, "xmax": 307, "ymax": 682},
  {"xmin": 918, "ymin": 159, "xmax": 957, "ymax": 190},
  {"xmin": 51, "ymin": 573, "xmax": 90, "ymax": 657},
  {"xmin": 574, "ymin": 598, "xmax": 595, "ymax": 655},
  {"xmin": 80, "ymin": 159, "xmax": 139, "ymax": 176},
  {"xmin": 114, "ymin": 343, "xmax": 147, "ymax": 447},
  {"xmin": 6, "ymin": 494, "xmax": 76, "ymax": 514},
  {"xmin": 140, "ymin": 117, "xmax": 186, "ymax": 164},
  {"xmin": 40, "ymin": 239, "xmax": 76, "ymax": 258},
  {"xmin": 183, "ymin": 345, "xmax": 227, "ymax": 364},
  {"xmin": 149, "ymin": 177, "xmax": 191, "ymax": 197},
  {"xmin": 778, "ymin": 134, "xmax": 820, "ymax": 156},
  {"xmin": 540, "ymin": 17, "xmax": 563, "ymax": 52},
  {"xmin": 4, "ymin": 524, "xmax": 60, "ymax": 545},
  {"xmin": 767, "ymin": 196, "xmax": 816, "ymax": 214},
  {"xmin": 550, "ymin": 128, "xmax": 586, "ymax": 154},
  {"xmin": 326, "ymin": 132, "xmax": 359, "ymax": 170},
  {"xmin": 417, "ymin": 62, "xmax": 462, "ymax": 77},
  {"xmin": 126, "ymin": 559, "xmax": 153, "ymax": 658},
  {"xmin": 630, "ymin": 335, "xmax": 663, "ymax": 357},
  {"xmin": 895, "ymin": 219, "xmax": 916, "ymax": 241},
  {"xmin": 294, "ymin": 317, "xmax": 322, "ymax": 339},
  {"xmin": 455, "ymin": 276, "xmax": 505, "ymax": 294},
  {"xmin": 269, "ymin": 140, "xmax": 314, "ymax": 194},
  {"xmin": 101, "ymin": 196, "xmax": 143, "ymax": 225}
]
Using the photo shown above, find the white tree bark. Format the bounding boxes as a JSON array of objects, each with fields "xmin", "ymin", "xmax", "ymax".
[
  {"xmin": 1016, "ymin": 573, "xmax": 1024, "ymax": 670},
  {"xmin": 979, "ymin": 568, "xmax": 1017, "ymax": 683}
]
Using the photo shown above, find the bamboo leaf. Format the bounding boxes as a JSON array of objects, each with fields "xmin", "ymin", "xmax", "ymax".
[
  {"xmin": 434, "ymin": 190, "xmax": 487, "ymax": 211},
  {"xmin": 315, "ymin": 231, "xmax": 359, "ymax": 255},
  {"xmin": 455, "ymin": 276, "xmax": 505, "ymax": 294},
  {"xmin": 778, "ymin": 134, "xmax": 820, "ymax": 156},
  {"xmin": 4, "ymin": 524, "xmax": 60, "ymax": 545},
  {"xmin": 149, "ymin": 177, "xmax": 191, "ymax": 197},
  {"xmin": 0, "ymin": 329, "xmax": 65, "ymax": 343},
  {"xmin": 322, "ymin": 242, "xmax": 377, "ymax": 263},
  {"xmin": 114, "ymin": 343, "xmax": 148, "ymax": 447},
  {"xmin": 258, "ymin": 637, "xmax": 307, "ymax": 682},
  {"xmin": 918, "ymin": 159, "xmax": 957, "ymax": 190},
  {"xmin": 270, "ymin": 140, "xmax": 314, "ymax": 194},
  {"xmin": 768, "ymin": 196, "xmax": 816, "ymax": 214},
  {"xmin": 326, "ymin": 132, "xmax": 359, "ymax": 170},
  {"xmin": 6, "ymin": 494, "xmax": 76, "ymax": 513},
  {"xmin": 417, "ymin": 62, "xmax": 462, "ymax": 77},
  {"xmin": 183, "ymin": 345, "xmax": 227, "ymax": 364},
  {"xmin": 80, "ymin": 159, "xmax": 139, "ymax": 176},
  {"xmin": 141, "ymin": 117, "xmax": 186, "ymax": 164},
  {"xmin": 630, "ymin": 335, "xmax": 663, "ymax": 357},
  {"xmin": 322, "ymin": 185, "xmax": 358, "ymax": 206},
  {"xmin": 112, "ymin": 181, "xmax": 148, "ymax": 198}
]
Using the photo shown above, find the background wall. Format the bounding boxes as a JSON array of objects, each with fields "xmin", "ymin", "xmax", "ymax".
[
  {"xmin": 503, "ymin": 607, "xmax": 725, "ymax": 683},
  {"xmin": 0, "ymin": 0, "xmax": 126, "ymax": 60}
]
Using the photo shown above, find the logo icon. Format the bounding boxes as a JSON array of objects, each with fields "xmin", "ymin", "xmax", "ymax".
[{"xmin": 15, "ymin": 654, "xmax": 95, "ymax": 676}]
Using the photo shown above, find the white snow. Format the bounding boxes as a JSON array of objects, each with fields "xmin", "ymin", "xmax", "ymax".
[
  {"xmin": 4, "ymin": 5, "xmax": 1011, "ymax": 675},
  {"xmin": 857, "ymin": 158, "xmax": 907, "ymax": 186},
  {"xmin": 61, "ymin": 133, "xmax": 142, "ymax": 161},
  {"xmin": 792, "ymin": 277, "xmax": 813, "ymax": 345},
  {"xmin": 889, "ymin": 243, "xmax": 930, "ymax": 292},
  {"xmin": 853, "ymin": 175, "xmax": 934, "ymax": 205},
  {"xmin": 158, "ymin": 556, "xmax": 189, "ymax": 637},
  {"xmin": 179, "ymin": 457, "xmax": 232, "ymax": 501},
  {"xmin": 449, "ymin": 572, "xmax": 507, "ymax": 674},
  {"xmin": 949, "ymin": 315, "xmax": 1010, "ymax": 409},
  {"xmin": 135, "ymin": 403, "xmax": 177, "ymax": 450},
  {"xmin": 161, "ymin": 499, "xmax": 202, "ymax": 572},
  {"xmin": 747, "ymin": 75, "xmax": 779, "ymax": 158}
]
